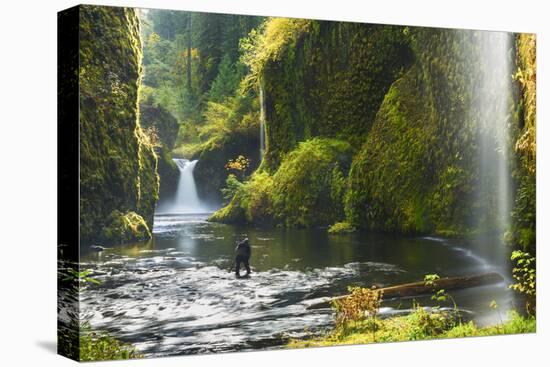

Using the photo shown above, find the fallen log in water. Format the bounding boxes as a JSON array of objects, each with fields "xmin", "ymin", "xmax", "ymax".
[{"xmin": 306, "ymin": 272, "xmax": 504, "ymax": 310}]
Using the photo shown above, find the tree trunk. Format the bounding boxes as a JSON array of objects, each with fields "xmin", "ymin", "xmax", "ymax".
[{"xmin": 186, "ymin": 14, "xmax": 192, "ymax": 91}]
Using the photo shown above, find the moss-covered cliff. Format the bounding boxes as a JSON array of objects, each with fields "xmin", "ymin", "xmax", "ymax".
[
  {"xmin": 509, "ymin": 34, "xmax": 536, "ymax": 253},
  {"xmin": 79, "ymin": 6, "xmax": 159, "ymax": 245},
  {"xmin": 347, "ymin": 29, "xmax": 491, "ymax": 235},
  {"xmin": 139, "ymin": 97, "xmax": 180, "ymax": 197},
  {"xmin": 212, "ymin": 19, "xmax": 534, "ymax": 243},
  {"xmin": 261, "ymin": 21, "xmax": 413, "ymax": 170}
]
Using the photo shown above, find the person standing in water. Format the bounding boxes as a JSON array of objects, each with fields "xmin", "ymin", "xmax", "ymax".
[{"xmin": 235, "ymin": 238, "xmax": 251, "ymax": 278}]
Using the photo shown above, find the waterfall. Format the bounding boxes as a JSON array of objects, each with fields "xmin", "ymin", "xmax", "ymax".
[
  {"xmin": 473, "ymin": 31, "xmax": 514, "ymax": 235},
  {"xmin": 168, "ymin": 158, "xmax": 207, "ymax": 214},
  {"xmin": 259, "ymin": 83, "xmax": 266, "ymax": 161}
]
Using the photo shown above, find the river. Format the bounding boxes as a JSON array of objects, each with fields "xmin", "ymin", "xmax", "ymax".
[{"xmin": 80, "ymin": 213, "xmax": 515, "ymax": 357}]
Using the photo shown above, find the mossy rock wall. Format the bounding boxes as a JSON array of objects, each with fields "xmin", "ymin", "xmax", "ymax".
[
  {"xmin": 346, "ymin": 28, "xmax": 526, "ymax": 235},
  {"xmin": 214, "ymin": 23, "xmax": 534, "ymax": 240},
  {"xmin": 194, "ymin": 126, "xmax": 260, "ymax": 205},
  {"xmin": 345, "ymin": 65, "xmax": 437, "ymax": 233},
  {"xmin": 156, "ymin": 145, "xmax": 179, "ymax": 200},
  {"xmin": 510, "ymin": 34, "xmax": 536, "ymax": 253},
  {"xmin": 261, "ymin": 21, "xmax": 414, "ymax": 170},
  {"xmin": 209, "ymin": 138, "xmax": 351, "ymax": 227},
  {"xmin": 140, "ymin": 101, "xmax": 180, "ymax": 150},
  {"xmin": 79, "ymin": 5, "xmax": 159, "ymax": 245}
]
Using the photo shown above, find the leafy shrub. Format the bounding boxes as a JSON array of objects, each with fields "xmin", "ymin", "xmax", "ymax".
[
  {"xmin": 405, "ymin": 305, "xmax": 454, "ymax": 339},
  {"xmin": 211, "ymin": 138, "xmax": 351, "ymax": 227},
  {"xmin": 80, "ymin": 324, "xmax": 142, "ymax": 361},
  {"xmin": 221, "ymin": 174, "xmax": 244, "ymax": 205},
  {"xmin": 271, "ymin": 138, "xmax": 351, "ymax": 227},
  {"xmin": 332, "ymin": 286, "xmax": 383, "ymax": 338},
  {"xmin": 209, "ymin": 171, "xmax": 274, "ymax": 224},
  {"xmin": 510, "ymin": 250, "xmax": 536, "ymax": 315}
]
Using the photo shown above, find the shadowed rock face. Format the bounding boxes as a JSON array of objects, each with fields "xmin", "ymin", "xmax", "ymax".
[
  {"xmin": 79, "ymin": 5, "xmax": 159, "ymax": 245},
  {"xmin": 139, "ymin": 102, "xmax": 180, "ymax": 150}
]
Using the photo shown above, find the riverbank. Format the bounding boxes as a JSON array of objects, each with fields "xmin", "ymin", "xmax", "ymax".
[{"xmin": 289, "ymin": 309, "xmax": 535, "ymax": 348}]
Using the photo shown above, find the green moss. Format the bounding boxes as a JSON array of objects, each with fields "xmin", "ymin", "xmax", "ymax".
[
  {"xmin": 509, "ymin": 34, "xmax": 536, "ymax": 255},
  {"xmin": 345, "ymin": 66, "xmax": 436, "ymax": 233},
  {"xmin": 139, "ymin": 99, "xmax": 180, "ymax": 150},
  {"xmin": 79, "ymin": 6, "xmax": 159, "ymax": 245},
  {"xmin": 101, "ymin": 210, "xmax": 151, "ymax": 244},
  {"xmin": 328, "ymin": 222, "xmax": 355, "ymax": 234},
  {"xmin": 271, "ymin": 138, "xmax": 351, "ymax": 227},
  {"xmin": 344, "ymin": 29, "xmax": 509, "ymax": 235},
  {"xmin": 209, "ymin": 171, "xmax": 274, "ymax": 224},
  {"xmin": 156, "ymin": 144, "xmax": 179, "ymax": 196},
  {"xmin": 260, "ymin": 21, "xmax": 414, "ymax": 170},
  {"xmin": 210, "ymin": 138, "xmax": 351, "ymax": 227},
  {"xmin": 194, "ymin": 126, "xmax": 260, "ymax": 203}
]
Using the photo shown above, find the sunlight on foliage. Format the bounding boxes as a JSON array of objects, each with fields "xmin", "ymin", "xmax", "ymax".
[
  {"xmin": 80, "ymin": 324, "xmax": 142, "ymax": 361},
  {"xmin": 240, "ymin": 18, "xmax": 311, "ymax": 90},
  {"xmin": 510, "ymin": 250, "xmax": 536, "ymax": 315}
]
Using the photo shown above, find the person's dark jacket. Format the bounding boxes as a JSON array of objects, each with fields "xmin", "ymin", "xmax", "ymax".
[{"xmin": 235, "ymin": 239, "xmax": 251, "ymax": 258}]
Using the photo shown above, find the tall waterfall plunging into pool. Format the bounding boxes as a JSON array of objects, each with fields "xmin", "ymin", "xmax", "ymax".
[
  {"xmin": 472, "ymin": 32, "xmax": 514, "ymax": 235},
  {"xmin": 162, "ymin": 159, "xmax": 208, "ymax": 214}
]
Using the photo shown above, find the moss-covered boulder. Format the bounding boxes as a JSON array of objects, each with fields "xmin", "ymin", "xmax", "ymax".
[
  {"xmin": 209, "ymin": 171, "xmax": 273, "ymax": 225},
  {"xmin": 79, "ymin": 6, "xmax": 159, "ymax": 245},
  {"xmin": 210, "ymin": 138, "xmax": 351, "ymax": 227},
  {"xmin": 101, "ymin": 210, "xmax": 151, "ymax": 244}
]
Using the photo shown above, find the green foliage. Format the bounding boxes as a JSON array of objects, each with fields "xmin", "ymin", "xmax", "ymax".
[
  {"xmin": 510, "ymin": 250, "xmax": 536, "ymax": 315},
  {"xmin": 406, "ymin": 305, "xmax": 455, "ymax": 339},
  {"xmin": 444, "ymin": 311, "xmax": 535, "ymax": 338},
  {"xmin": 79, "ymin": 6, "xmax": 159, "ymax": 245},
  {"xmin": 211, "ymin": 138, "xmax": 351, "ymax": 227},
  {"xmin": 423, "ymin": 273, "xmax": 458, "ymax": 316},
  {"xmin": 209, "ymin": 54, "xmax": 241, "ymax": 102},
  {"xmin": 209, "ymin": 171, "xmax": 274, "ymax": 224},
  {"xmin": 345, "ymin": 28, "xmax": 515, "ymax": 235},
  {"xmin": 64, "ymin": 269, "xmax": 101, "ymax": 286},
  {"xmin": 79, "ymin": 324, "xmax": 142, "ymax": 361},
  {"xmin": 271, "ymin": 138, "xmax": 351, "ymax": 227},
  {"xmin": 192, "ymin": 93, "xmax": 261, "ymax": 202},
  {"xmin": 221, "ymin": 174, "xmax": 244, "ymax": 204},
  {"xmin": 139, "ymin": 100, "xmax": 180, "ymax": 150},
  {"xmin": 328, "ymin": 222, "xmax": 356, "ymax": 234},
  {"xmin": 290, "ymin": 310, "xmax": 534, "ymax": 348},
  {"xmin": 101, "ymin": 210, "xmax": 152, "ymax": 244},
  {"xmin": 239, "ymin": 18, "xmax": 311, "ymax": 90},
  {"xmin": 258, "ymin": 22, "xmax": 413, "ymax": 169},
  {"xmin": 514, "ymin": 34, "xmax": 536, "ymax": 174},
  {"xmin": 345, "ymin": 66, "xmax": 436, "ymax": 233},
  {"xmin": 331, "ymin": 286, "xmax": 383, "ymax": 338}
]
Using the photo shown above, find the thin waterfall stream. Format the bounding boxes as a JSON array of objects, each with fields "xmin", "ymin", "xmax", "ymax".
[{"xmin": 259, "ymin": 83, "xmax": 266, "ymax": 161}]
